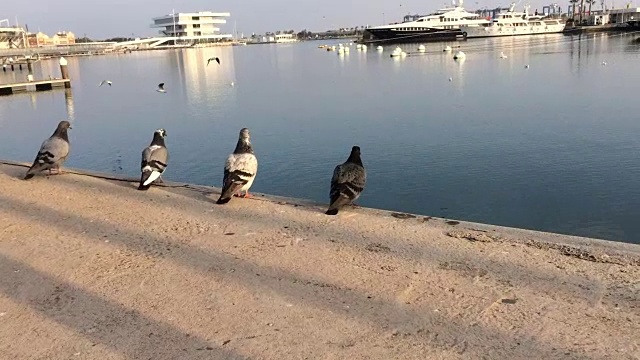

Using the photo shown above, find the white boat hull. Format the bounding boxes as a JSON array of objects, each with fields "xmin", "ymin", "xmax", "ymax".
[{"xmin": 461, "ymin": 22, "xmax": 565, "ymax": 38}]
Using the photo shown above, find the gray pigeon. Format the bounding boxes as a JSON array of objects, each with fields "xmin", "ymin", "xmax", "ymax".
[
  {"xmin": 217, "ymin": 128, "xmax": 258, "ymax": 204},
  {"xmin": 326, "ymin": 146, "xmax": 366, "ymax": 215},
  {"xmin": 138, "ymin": 128, "xmax": 169, "ymax": 190},
  {"xmin": 24, "ymin": 120, "xmax": 72, "ymax": 180}
]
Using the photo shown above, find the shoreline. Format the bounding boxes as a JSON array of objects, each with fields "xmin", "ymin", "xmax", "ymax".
[{"xmin": 0, "ymin": 161, "xmax": 638, "ymax": 359}]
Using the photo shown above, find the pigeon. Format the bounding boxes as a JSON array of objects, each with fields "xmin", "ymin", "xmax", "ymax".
[
  {"xmin": 156, "ymin": 83, "xmax": 166, "ymax": 93},
  {"xmin": 24, "ymin": 121, "xmax": 72, "ymax": 180},
  {"xmin": 326, "ymin": 146, "xmax": 366, "ymax": 215},
  {"xmin": 99, "ymin": 80, "xmax": 112, "ymax": 87},
  {"xmin": 207, "ymin": 57, "xmax": 221, "ymax": 66},
  {"xmin": 217, "ymin": 128, "xmax": 258, "ymax": 204},
  {"xmin": 138, "ymin": 128, "xmax": 169, "ymax": 191}
]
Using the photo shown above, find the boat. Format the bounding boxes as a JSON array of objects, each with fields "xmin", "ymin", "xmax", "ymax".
[
  {"xmin": 362, "ymin": 0, "xmax": 489, "ymax": 44},
  {"xmin": 459, "ymin": 3, "xmax": 565, "ymax": 38},
  {"xmin": 627, "ymin": 20, "xmax": 640, "ymax": 30}
]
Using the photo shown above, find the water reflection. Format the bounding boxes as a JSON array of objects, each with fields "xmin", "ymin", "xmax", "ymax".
[{"xmin": 64, "ymin": 89, "xmax": 75, "ymax": 122}]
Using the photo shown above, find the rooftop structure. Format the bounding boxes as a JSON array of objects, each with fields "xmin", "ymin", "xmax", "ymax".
[{"xmin": 151, "ymin": 11, "xmax": 232, "ymax": 42}]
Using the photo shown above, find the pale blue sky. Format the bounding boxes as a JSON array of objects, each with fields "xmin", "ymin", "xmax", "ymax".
[{"xmin": 3, "ymin": 0, "xmax": 584, "ymax": 39}]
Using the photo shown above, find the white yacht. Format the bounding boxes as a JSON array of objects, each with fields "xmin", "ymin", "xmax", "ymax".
[
  {"xmin": 362, "ymin": 0, "xmax": 489, "ymax": 44},
  {"xmin": 459, "ymin": 3, "xmax": 565, "ymax": 38}
]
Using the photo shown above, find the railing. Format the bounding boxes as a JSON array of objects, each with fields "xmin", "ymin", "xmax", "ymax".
[{"xmin": 0, "ymin": 43, "xmax": 116, "ymax": 57}]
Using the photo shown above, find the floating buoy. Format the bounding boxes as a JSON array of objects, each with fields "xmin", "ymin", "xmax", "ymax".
[
  {"xmin": 444, "ymin": 46, "xmax": 452, "ymax": 52},
  {"xmin": 338, "ymin": 47, "xmax": 345, "ymax": 55},
  {"xmin": 356, "ymin": 44, "xmax": 362, "ymax": 50},
  {"xmin": 391, "ymin": 47, "xmax": 403, "ymax": 57},
  {"xmin": 418, "ymin": 45, "xmax": 426, "ymax": 52},
  {"xmin": 344, "ymin": 47, "xmax": 350, "ymax": 53},
  {"xmin": 331, "ymin": 46, "xmax": 336, "ymax": 51},
  {"xmin": 361, "ymin": 44, "xmax": 367, "ymax": 51},
  {"xmin": 453, "ymin": 50, "xmax": 466, "ymax": 60},
  {"xmin": 377, "ymin": 45, "xmax": 383, "ymax": 51}
]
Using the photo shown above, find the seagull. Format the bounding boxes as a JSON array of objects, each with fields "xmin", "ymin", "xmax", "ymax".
[
  {"xmin": 156, "ymin": 83, "xmax": 166, "ymax": 93},
  {"xmin": 230, "ymin": 82, "xmax": 235, "ymax": 87},
  {"xmin": 138, "ymin": 129, "xmax": 169, "ymax": 190},
  {"xmin": 602, "ymin": 61, "xmax": 607, "ymax": 66},
  {"xmin": 449, "ymin": 77, "xmax": 453, "ymax": 82},
  {"xmin": 525, "ymin": 64, "xmax": 530, "ymax": 69},
  {"xmin": 326, "ymin": 146, "xmax": 366, "ymax": 215},
  {"xmin": 207, "ymin": 57, "xmax": 221, "ymax": 66},
  {"xmin": 24, "ymin": 121, "xmax": 72, "ymax": 180},
  {"xmin": 99, "ymin": 80, "xmax": 112, "ymax": 87},
  {"xmin": 217, "ymin": 128, "xmax": 258, "ymax": 204},
  {"xmin": 500, "ymin": 52, "xmax": 507, "ymax": 59}
]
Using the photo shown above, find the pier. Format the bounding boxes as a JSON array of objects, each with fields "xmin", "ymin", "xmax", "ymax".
[{"xmin": 0, "ymin": 57, "xmax": 71, "ymax": 96}]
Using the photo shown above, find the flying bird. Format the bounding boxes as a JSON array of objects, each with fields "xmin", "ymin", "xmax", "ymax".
[
  {"xmin": 156, "ymin": 83, "xmax": 166, "ymax": 93},
  {"xmin": 99, "ymin": 80, "xmax": 112, "ymax": 87},
  {"xmin": 524, "ymin": 64, "xmax": 530, "ymax": 69},
  {"xmin": 207, "ymin": 57, "xmax": 221, "ymax": 66},
  {"xmin": 326, "ymin": 146, "xmax": 366, "ymax": 215},
  {"xmin": 217, "ymin": 128, "xmax": 258, "ymax": 204},
  {"xmin": 138, "ymin": 128, "xmax": 169, "ymax": 190},
  {"xmin": 602, "ymin": 61, "xmax": 608, "ymax": 66},
  {"xmin": 24, "ymin": 121, "xmax": 72, "ymax": 180},
  {"xmin": 500, "ymin": 52, "xmax": 507, "ymax": 59}
]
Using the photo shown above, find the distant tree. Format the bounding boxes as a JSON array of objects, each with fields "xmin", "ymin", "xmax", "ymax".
[
  {"xmin": 103, "ymin": 37, "xmax": 134, "ymax": 42},
  {"xmin": 75, "ymin": 36, "xmax": 93, "ymax": 43},
  {"xmin": 276, "ymin": 30, "xmax": 282, "ymax": 35},
  {"xmin": 287, "ymin": 29, "xmax": 295, "ymax": 34},
  {"xmin": 569, "ymin": 0, "xmax": 579, "ymax": 20},
  {"xmin": 579, "ymin": 0, "xmax": 585, "ymax": 23},
  {"xmin": 586, "ymin": 0, "xmax": 597, "ymax": 17}
]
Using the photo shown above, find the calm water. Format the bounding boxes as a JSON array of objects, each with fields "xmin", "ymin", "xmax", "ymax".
[{"xmin": 1, "ymin": 34, "xmax": 640, "ymax": 243}]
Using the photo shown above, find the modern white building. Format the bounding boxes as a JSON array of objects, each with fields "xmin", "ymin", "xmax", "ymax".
[{"xmin": 151, "ymin": 11, "xmax": 232, "ymax": 42}]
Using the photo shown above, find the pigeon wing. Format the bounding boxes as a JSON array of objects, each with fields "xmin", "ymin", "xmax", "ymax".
[
  {"xmin": 218, "ymin": 153, "xmax": 258, "ymax": 202},
  {"xmin": 328, "ymin": 162, "xmax": 366, "ymax": 213},
  {"xmin": 25, "ymin": 137, "xmax": 70, "ymax": 177}
]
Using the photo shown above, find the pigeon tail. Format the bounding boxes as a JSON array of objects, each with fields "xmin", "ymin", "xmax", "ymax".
[
  {"xmin": 325, "ymin": 208, "xmax": 339, "ymax": 215},
  {"xmin": 138, "ymin": 171, "xmax": 158, "ymax": 190},
  {"xmin": 23, "ymin": 173, "xmax": 35, "ymax": 180},
  {"xmin": 216, "ymin": 196, "xmax": 232, "ymax": 205},
  {"xmin": 217, "ymin": 182, "xmax": 243, "ymax": 204}
]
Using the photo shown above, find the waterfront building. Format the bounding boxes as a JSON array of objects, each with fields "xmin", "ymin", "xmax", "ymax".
[{"xmin": 151, "ymin": 11, "xmax": 232, "ymax": 43}]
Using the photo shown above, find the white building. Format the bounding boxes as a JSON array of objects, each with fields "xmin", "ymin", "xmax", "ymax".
[{"xmin": 151, "ymin": 11, "xmax": 232, "ymax": 42}]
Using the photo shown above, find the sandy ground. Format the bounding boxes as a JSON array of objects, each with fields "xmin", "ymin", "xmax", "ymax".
[{"xmin": 0, "ymin": 161, "xmax": 638, "ymax": 360}]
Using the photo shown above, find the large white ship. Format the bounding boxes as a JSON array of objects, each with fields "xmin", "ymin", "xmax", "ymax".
[
  {"xmin": 362, "ymin": 0, "xmax": 489, "ymax": 44},
  {"xmin": 459, "ymin": 3, "xmax": 565, "ymax": 38}
]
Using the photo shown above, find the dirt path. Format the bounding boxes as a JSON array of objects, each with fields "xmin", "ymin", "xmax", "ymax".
[{"xmin": 0, "ymin": 162, "xmax": 638, "ymax": 359}]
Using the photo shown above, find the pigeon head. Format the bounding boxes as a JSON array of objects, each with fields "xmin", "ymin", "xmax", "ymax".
[
  {"xmin": 239, "ymin": 128, "xmax": 250, "ymax": 141},
  {"xmin": 155, "ymin": 128, "xmax": 167, "ymax": 138},
  {"xmin": 57, "ymin": 120, "xmax": 72, "ymax": 130},
  {"xmin": 347, "ymin": 146, "xmax": 363, "ymax": 166},
  {"xmin": 234, "ymin": 128, "xmax": 253, "ymax": 154}
]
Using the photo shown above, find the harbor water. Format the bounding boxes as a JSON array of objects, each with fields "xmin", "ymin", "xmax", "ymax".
[{"xmin": 1, "ymin": 33, "xmax": 640, "ymax": 243}]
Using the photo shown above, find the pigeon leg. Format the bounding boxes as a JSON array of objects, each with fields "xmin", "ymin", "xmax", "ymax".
[
  {"xmin": 351, "ymin": 202, "xmax": 360, "ymax": 208},
  {"xmin": 156, "ymin": 176, "xmax": 164, "ymax": 184},
  {"xmin": 242, "ymin": 191, "xmax": 252, "ymax": 198}
]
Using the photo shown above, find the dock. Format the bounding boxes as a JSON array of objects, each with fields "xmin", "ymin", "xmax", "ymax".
[{"xmin": 0, "ymin": 79, "xmax": 71, "ymax": 96}]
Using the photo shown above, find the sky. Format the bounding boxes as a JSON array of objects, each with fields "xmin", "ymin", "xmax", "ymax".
[{"xmin": 1, "ymin": 0, "xmax": 608, "ymax": 39}]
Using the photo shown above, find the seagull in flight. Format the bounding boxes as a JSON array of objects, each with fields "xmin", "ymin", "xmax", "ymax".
[
  {"xmin": 99, "ymin": 80, "xmax": 112, "ymax": 87},
  {"xmin": 207, "ymin": 57, "xmax": 221, "ymax": 66},
  {"xmin": 500, "ymin": 52, "xmax": 507, "ymax": 59},
  {"xmin": 524, "ymin": 64, "xmax": 530, "ymax": 69},
  {"xmin": 156, "ymin": 83, "xmax": 166, "ymax": 93}
]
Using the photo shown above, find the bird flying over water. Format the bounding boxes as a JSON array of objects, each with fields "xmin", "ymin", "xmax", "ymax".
[
  {"xmin": 217, "ymin": 128, "xmax": 258, "ymax": 204},
  {"xmin": 138, "ymin": 128, "xmax": 169, "ymax": 190},
  {"xmin": 156, "ymin": 83, "xmax": 166, "ymax": 93},
  {"xmin": 326, "ymin": 146, "xmax": 366, "ymax": 215},
  {"xmin": 99, "ymin": 80, "xmax": 112, "ymax": 87},
  {"xmin": 500, "ymin": 52, "xmax": 507, "ymax": 59},
  {"xmin": 207, "ymin": 57, "xmax": 221, "ymax": 66},
  {"xmin": 24, "ymin": 121, "xmax": 72, "ymax": 180},
  {"xmin": 524, "ymin": 64, "xmax": 530, "ymax": 69}
]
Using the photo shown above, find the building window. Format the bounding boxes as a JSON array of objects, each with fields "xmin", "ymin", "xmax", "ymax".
[
  {"xmin": 194, "ymin": 32, "xmax": 202, "ymax": 36},
  {"xmin": 193, "ymin": 24, "xmax": 201, "ymax": 28},
  {"xmin": 192, "ymin": 16, "xmax": 199, "ymax": 20}
]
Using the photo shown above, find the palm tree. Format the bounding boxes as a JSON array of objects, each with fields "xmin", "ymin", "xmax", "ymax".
[
  {"xmin": 587, "ymin": 0, "xmax": 597, "ymax": 19},
  {"xmin": 569, "ymin": 0, "xmax": 580, "ymax": 20}
]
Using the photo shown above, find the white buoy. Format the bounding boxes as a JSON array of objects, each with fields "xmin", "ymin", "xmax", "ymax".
[
  {"xmin": 444, "ymin": 46, "xmax": 452, "ymax": 52},
  {"xmin": 401, "ymin": 51, "xmax": 407, "ymax": 57},
  {"xmin": 377, "ymin": 45, "xmax": 383, "ymax": 51},
  {"xmin": 344, "ymin": 47, "xmax": 350, "ymax": 53},
  {"xmin": 500, "ymin": 52, "xmax": 507, "ymax": 59},
  {"xmin": 361, "ymin": 44, "xmax": 367, "ymax": 51},
  {"xmin": 338, "ymin": 47, "xmax": 345, "ymax": 55},
  {"xmin": 453, "ymin": 50, "xmax": 466, "ymax": 60},
  {"xmin": 418, "ymin": 45, "xmax": 426, "ymax": 52},
  {"xmin": 390, "ymin": 47, "xmax": 403, "ymax": 57},
  {"xmin": 331, "ymin": 46, "xmax": 336, "ymax": 51},
  {"xmin": 356, "ymin": 44, "xmax": 363, "ymax": 50}
]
